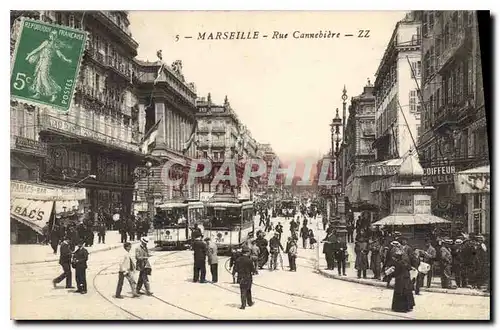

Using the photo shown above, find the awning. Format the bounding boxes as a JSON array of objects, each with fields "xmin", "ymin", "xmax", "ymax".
[
  {"xmin": 157, "ymin": 202, "xmax": 188, "ymax": 209},
  {"xmin": 54, "ymin": 200, "xmax": 81, "ymax": 214},
  {"xmin": 355, "ymin": 158, "xmax": 403, "ymax": 177},
  {"xmin": 454, "ymin": 165, "xmax": 490, "ymax": 194},
  {"xmin": 11, "ymin": 198, "xmax": 54, "ymax": 234},
  {"xmin": 371, "ymin": 213, "xmax": 451, "ymax": 227}
]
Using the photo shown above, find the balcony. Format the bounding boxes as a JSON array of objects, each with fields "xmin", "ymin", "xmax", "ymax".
[{"xmin": 437, "ymin": 30, "xmax": 468, "ymax": 73}]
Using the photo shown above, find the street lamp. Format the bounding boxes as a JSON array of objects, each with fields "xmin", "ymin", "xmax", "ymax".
[
  {"xmin": 331, "ymin": 109, "xmax": 342, "ymax": 222},
  {"xmin": 133, "ymin": 161, "xmax": 154, "ymax": 221}
]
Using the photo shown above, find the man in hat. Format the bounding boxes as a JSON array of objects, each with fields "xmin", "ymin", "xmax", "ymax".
[
  {"xmin": 73, "ymin": 240, "xmax": 89, "ymax": 294},
  {"xmin": 235, "ymin": 246, "xmax": 255, "ymax": 309},
  {"xmin": 322, "ymin": 227, "xmax": 336, "ymax": 270},
  {"xmin": 439, "ymin": 239, "xmax": 454, "ymax": 289},
  {"xmin": 275, "ymin": 222, "xmax": 283, "ymax": 241},
  {"xmin": 205, "ymin": 237, "xmax": 219, "ymax": 283},
  {"xmin": 53, "ymin": 237, "xmax": 74, "ymax": 289},
  {"xmin": 250, "ymin": 240, "xmax": 260, "ymax": 275},
  {"xmin": 422, "ymin": 240, "xmax": 437, "ymax": 288},
  {"xmin": 97, "ymin": 221, "xmax": 107, "ymax": 244},
  {"xmin": 369, "ymin": 237, "xmax": 382, "ymax": 280},
  {"xmin": 334, "ymin": 236, "xmax": 348, "ymax": 276},
  {"xmin": 135, "ymin": 237, "xmax": 153, "ymax": 295},
  {"xmin": 192, "ymin": 235, "xmax": 207, "ymax": 283},
  {"xmin": 269, "ymin": 232, "xmax": 284, "ymax": 271},
  {"xmin": 115, "ymin": 242, "xmax": 139, "ymax": 299},
  {"xmin": 354, "ymin": 236, "xmax": 369, "ymax": 279},
  {"xmin": 452, "ymin": 239, "xmax": 464, "ymax": 287}
]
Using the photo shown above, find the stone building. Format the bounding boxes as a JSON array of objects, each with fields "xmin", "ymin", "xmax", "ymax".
[{"xmin": 418, "ymin": 11, "xmax": 489, "ymax": 234}]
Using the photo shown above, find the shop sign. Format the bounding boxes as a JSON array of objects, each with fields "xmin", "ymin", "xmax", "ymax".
[
  {"xmin": 11, "ymin": 198, "xmax": 54, "ymax": 232},
  {"xmin": 392, "ymin": 191, "xmax": 413, "ymax": 214},
  {"xmin": 14, "ymin": 136, "xmax": 48, "ymax": 156},
  {"xmin": 422, "ymin": 166, "xmax": 456, "ymax": 186},
  {"xmin": 413, "ymin": 194, "xmax": 432, "ymax": 214},
  {"xmin": 455, "ymin": 173, "xmax": 490, "ymax": 194},
  {"xmin": 11, "ymin": 181, "xmax": 86, "ymax": 201},
  {"xmin": 42, "ymin": 115, "xmax": 140, "ymax": 153},
  {"xmin": 200, "ymin": 192, "xmax": 214, "ymax": 202}
]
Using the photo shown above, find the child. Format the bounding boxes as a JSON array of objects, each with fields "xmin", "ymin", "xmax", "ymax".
[{"xmin": 308, "ymin": 229, "xmax": 317, "ymax": 249}]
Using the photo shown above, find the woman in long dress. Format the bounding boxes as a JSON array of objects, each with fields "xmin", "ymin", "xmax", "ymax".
[
  {"xmin": 391, "ymin": 250, "xmax": 416, "ymax": 313},
  {"xmin": 25, "ymin": 30, "xmax": 72, "ymax": 102}
]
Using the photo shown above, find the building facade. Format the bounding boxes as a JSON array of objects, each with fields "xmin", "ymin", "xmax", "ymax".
[
  {"xmin": 343, "ymin": 81, "xmax": 377, "ymax": 213},
  {"xmin": 134, "ymin": 59, "xmax": 200, "ymax": 209},
  {"xmin": 418, "ymin": 11, "xmax": 489, "ymax": 234},
  {"xmin": 11, "ymin": 11, "xmax": 146, "ymax": 226},
  {"xmin": 373, "ymin": 12, "xmax": 422, "ymax": 162}
]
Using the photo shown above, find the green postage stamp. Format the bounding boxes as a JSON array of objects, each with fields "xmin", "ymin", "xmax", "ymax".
[{"xmin": 10, "ymin": 18, "xmax": 87, "ymax": 112}]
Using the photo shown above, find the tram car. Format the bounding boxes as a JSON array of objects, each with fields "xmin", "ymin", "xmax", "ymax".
[
  {"xmin": 280, "ymin": 199, "xmax": 296, "ymax": 218},
  {"xmin": 204, "ymin": 194, "xmax": 255, "ymax": 254},
  {"xmin": 153, "ymin": 199, "xmax": 205, "ymax": 250}
]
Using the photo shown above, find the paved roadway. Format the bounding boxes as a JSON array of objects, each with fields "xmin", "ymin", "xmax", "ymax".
[{"xmin": 11, "ymin": 213, "xmax": 490, "ymax": 320}]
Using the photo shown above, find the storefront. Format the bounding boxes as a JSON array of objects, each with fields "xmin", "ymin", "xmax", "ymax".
[
  {"xmin": 10, "ymin": 180, "xmax": 86, "ymax": 244},
  {"xmin": 454, "ymin": 165, "xmax": 490, "ymax": 235}
]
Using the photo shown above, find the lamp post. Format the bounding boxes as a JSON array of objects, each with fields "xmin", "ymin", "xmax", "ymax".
[
  {"xmin": 331, "ymin": 109, "xmax": 342, "ymax": 224},
  {"xmin": 133, "ymin": 161, "xmax": 154, "ymax": 221}
]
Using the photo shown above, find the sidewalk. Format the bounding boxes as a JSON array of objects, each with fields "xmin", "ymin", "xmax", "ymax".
[
  {"xmin": 11, "ymin": 231, "xmax": 148, "ymax": 265},
  {"xmin": 317, "ymin": 244, "xmax": 490, "ymax": 297}
]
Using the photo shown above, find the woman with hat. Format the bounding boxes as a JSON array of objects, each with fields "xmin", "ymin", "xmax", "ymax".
[
  {"xmin": 391, "ymin": 250, "xmax": 415, "ymax": 313},
  {"xmin": 135, "ymin": 237, "xmax": 153, "ymax": 295}
]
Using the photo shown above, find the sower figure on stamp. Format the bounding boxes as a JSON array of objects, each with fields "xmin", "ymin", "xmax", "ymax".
[
  {"xmin": 115, "ymin": 242, "xmax": 140, "ymax": 299},
  {"xmin": 53, "ymin": 237, "xmax": 73, "ymax": 289},
  {"xmin": 236, "ymin": 246, "xmax": 255, "ymax": 310},
  {"xmin": 72, "ymin": 240, "xmax": 89, "ymax": 294}
]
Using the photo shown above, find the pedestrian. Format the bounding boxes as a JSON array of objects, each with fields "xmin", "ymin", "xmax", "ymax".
[
  {"xmin": 97, "ymin": 222, "xmax": 106, "ymax": 244},
  {"xmin": 390, "ymin": 250, "xmax": 415, "ymax": 313},
  {"xmin": 452, "ymin": 239, "xmax": 464, "ymax": 287},
  {"xmin": 275, "ymin": 222, "xmax": 283, "ymax": 241},
  {"xmin": 205, "ymin": 237, "xmax": 218, "ymax": 283},
  {"xmin": 346, "ymin": 221, "xmax": 354, "ymax": 243},
  {"xmin": 355, "ymin": 236, "xmax": 369, "ymax": 279},
  {"xmin": 255, "ymin": 231, "xmax": 269, "ymax": 269},
  {"xmin": 334, "ymin": 236, "xmax": 347, "ymax": 276},
  {"xmin": 115, "ymin": 242, "xmax": 140, "ymax": 299},
  {"xmin": 308, "ymin": 229, "xmax": 317, "ymax": 249},
  {"xmin": 236, "ymin": 246, "xmax": 255, "ymax": 310},
  {"xmin": 229, "ymin": 248, "xmax": 242, "ymax": 284},
  {"xmin": 286, "ymin": 237, "xmax": 298, "ymax": 272},
  {"xmin": 269, "ymin": 232, "xmax": 284, "ymax": 271},
  {"xmin": 300, "ymin": 225, "xmax": 309, "ymax": 249},
  {"xmin": 250, "ymin": 240, "xmax": 260, "ymax": 275},
  {"xmin": 52, "ymin": 237, "xmax": 74, "ymax": 289},
  {"xmin": 72, "ymin": 240, "xmax": 89, "ymax": 294},
  {"xmin": 369, "ymin": 238, "xmax": 382, "ymax": 280},
  {"xmin": 440, "ymin": 239, "xmax": 454, "ymax": 289},
  {"xmin": 127, "ymin": 218, "xmax": 135, "ymax": 242},
  {"xmin": 259, "ymin": 213, "xmax": 266, "ymax": 227},
  {"xmin": 135, "ymin": 237, "xmax": 153, "ymax": 295},
  {"xmin": 119, "ymin": 219, "xmax": 127, "ymax": 243},
  {"xmin": 192, "ymin": 235, "xmax": 207, "ymax": 283},
  {"xmin": 322, "ymin": 228, "xmax": 335, "ymax": 270},
  {"xmin": 422, "ymin": 240, "xmax": 437, "ymax": 288}
]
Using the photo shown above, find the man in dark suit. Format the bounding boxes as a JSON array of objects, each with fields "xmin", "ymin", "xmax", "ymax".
[
  {"xmin": 73, "ymin": 240, "xmax": 89, "ymax": 294},
  {"xmin": 192, "ymin": 235, "xmax": 207, "ymax": 283},
  {"xmin": 334, "ymin": 236, "xmax": 348, "ymax": 276},
  {"xmin": 52, "ymin": 237, "xmax": 74, "ymax": 289},
  {"xmin": 236, "ymin": 246, "xmax": 255, "ymax": 309}
]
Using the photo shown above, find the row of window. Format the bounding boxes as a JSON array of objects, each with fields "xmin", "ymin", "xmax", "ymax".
[{"xmin": 421, "ymin": 56, "xmax": 474, "ymax": 131}]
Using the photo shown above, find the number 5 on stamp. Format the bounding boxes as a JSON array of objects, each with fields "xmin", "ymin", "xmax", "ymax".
[{"xmin": 10, "ymin": 18, "xmax": 87, "ymax": 112}]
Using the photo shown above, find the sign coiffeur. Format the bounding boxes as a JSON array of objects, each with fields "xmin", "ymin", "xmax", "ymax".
[{"xmin": 10, "ymin": 198, "xmax": 53, "ymax": 234}]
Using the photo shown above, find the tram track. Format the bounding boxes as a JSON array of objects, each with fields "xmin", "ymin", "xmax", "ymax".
[
  {"xmin": 221, "ymin": 254, "xmax": 416, "ymax": 320},
  {"xmin": 92, "ymin": 250, "xmax": 212, "ymax": 320}
]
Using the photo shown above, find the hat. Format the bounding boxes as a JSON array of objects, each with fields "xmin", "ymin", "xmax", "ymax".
[
  {"xmin": 141, "ymin": 237, "xmax": 149, "ymax": 244},
  {"xmin": 443, "ymin": 239, "xmax": 454, "ymax": 245},
  {"xmin": 454, "ymin": 239, "xmax": 463, "ymax": 245},
  {"xmin": 393, "ymin": 231, "xmax": 402, "ymax": 237},
  {"xmin": 204, "ymin": 237, "xmax": 210, "ymax": 241},
  {"xmin": 390, "ymin": 241, "xmax": 400, "ymax": 246}
]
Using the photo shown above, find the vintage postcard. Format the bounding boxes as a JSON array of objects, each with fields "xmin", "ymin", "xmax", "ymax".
[{"xmin": 10, "ymin": 10, "xmax": 490, "ymax": 320}]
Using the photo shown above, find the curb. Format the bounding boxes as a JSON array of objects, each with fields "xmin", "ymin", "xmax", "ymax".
[
  {"xmin": 13, "ymin": 243, "xmax": 125, "ymax": 266},
  {"xmin": 317, "ymin": 269, "xmax": 490, "ymax": 297}
]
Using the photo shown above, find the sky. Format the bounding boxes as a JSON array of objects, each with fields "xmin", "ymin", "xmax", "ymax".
[{"xmin": 128, "ymin": 11, "xmax": 407, "ymax": 164}]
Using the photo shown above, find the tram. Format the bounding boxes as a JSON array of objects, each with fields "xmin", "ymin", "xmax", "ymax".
[
  {"xmin": 153, "ymin": 199, "xmax": 205, "ymax": 250},
  {"xmin": 204, "ymin": 194, "xmax": 255, "ymax": 254},
  {"xmin": 280, "ymin": 199, "xmax": 296, "ymax": 218}
]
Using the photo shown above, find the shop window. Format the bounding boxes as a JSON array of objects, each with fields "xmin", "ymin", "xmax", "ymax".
[{"xmin": 473, "ymin": 195, "xmax": 481, "ymax": 209}]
